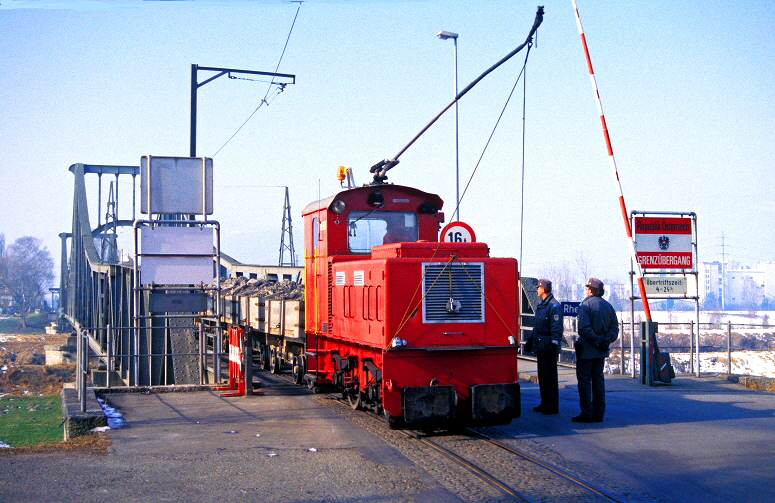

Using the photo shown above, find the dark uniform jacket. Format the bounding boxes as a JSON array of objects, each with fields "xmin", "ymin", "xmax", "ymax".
[
  {"xmin": 576, "ymin": 295, "xmax": 618, "ymax": 359},
  {"xmin": 532, "ymin": 293, "xmax": 563, "ymax": 354}
]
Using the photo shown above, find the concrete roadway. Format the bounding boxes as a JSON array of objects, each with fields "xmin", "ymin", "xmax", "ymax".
[
  {"xmin": 0, "ymin": 361, "xmax": 773, "ymax": 503},
  {"xmin": 514, "ymin": 359, "xmax": 775, "ymax": 503}
]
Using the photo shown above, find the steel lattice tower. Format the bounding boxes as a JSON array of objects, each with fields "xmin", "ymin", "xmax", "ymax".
[{"xmin": 279, "ymin": 186, "xmax": 296, "ymax": 266}]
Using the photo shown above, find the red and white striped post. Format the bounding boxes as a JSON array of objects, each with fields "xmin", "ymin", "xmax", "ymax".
[
  {"xmin": 571, "ymin": 0, "xmax": 652, "ymax": 322},
  {"xmin": 216, "ymin": 326, "xmax": 247, "ymax": 396}
]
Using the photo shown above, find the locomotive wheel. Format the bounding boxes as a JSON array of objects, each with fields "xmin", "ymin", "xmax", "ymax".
[
  {"xmin": 385, "ymin": 412, "xmax": 403, "ymax": 430},
  {"xmin": 347, "ymin": 390, "xmax": 362, "ymax": 410},
  {"xmin": 258, "ymin": 344, "xmax": 270, "ymax": 370},
  {"xmin": 269, "ymin": 348, "xmax": 281, "ymax": 374},
  {"xmin": 291, "ymin": 355, "xmax": 305, "ymax": 385}
]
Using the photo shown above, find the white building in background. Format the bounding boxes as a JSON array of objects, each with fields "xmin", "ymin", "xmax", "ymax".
[
  {"xmin": 699, "ymin": 261, "xmax": 724, "ymax": 306},
  {"xmin": 699, "ymin": 261, "xmax": 775, "ymax": 309}
]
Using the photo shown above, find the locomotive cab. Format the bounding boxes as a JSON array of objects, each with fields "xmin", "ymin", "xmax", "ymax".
[{"xmin": 302, "ymin": 184, "xmax": 520, "ymax": 428}]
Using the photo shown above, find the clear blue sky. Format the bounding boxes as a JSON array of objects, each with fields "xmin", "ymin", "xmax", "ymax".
[{"xmin": 1, "ymin": 0, "xmax": 773, "ymax": 286}]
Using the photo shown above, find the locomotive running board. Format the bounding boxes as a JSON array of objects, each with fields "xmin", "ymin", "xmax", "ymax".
[{"xmin": 402, "ymin": 385, "xmax": 457, "ymax": 426}]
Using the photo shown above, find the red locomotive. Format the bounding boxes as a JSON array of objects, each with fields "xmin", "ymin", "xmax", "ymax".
[
  {"xmin": 220, "ymin": 7, "xmax": 544, "ymax": 427},
  {"xmin": 301, "ymin": 183, "xmax": 520, "ymax": 428}
]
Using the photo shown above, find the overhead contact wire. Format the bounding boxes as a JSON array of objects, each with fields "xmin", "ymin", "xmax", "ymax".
[
  {"xmin": 458, "ymin": 41, "xmax": 532, "ymax": 217},
  {"xmin": 391, "ymin": 252, "xmax": 453, "ymax": 344},
  {"xmin": 212, "ymin": 2, "xmax": 303, "ymax": 158},
  {"xmin": 454, "ymin": 257, "xmax": 516, "ymax": 339}
]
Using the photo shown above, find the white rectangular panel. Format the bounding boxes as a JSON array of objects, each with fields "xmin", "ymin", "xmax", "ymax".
[
  {"xmin": 141, "ymin": 256, "xmax": 213, "ymax": 285},
  {"xmin": 141, "ymin": 226, "xmax": 213, "ymax": 255},
  {"xmin": 141, "ymin": 156, "xmax": 213, "ymax": 215}
]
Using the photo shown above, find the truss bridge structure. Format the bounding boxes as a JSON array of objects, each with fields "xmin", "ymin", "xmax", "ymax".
[{"xmin": 59, "ymin": 160, "xmax": 222, "ymax": 388}]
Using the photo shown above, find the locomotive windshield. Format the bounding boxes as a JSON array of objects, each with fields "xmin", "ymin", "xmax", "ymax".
[{"xmin": 347, "ymin": 211, "xmax": 418, "ymax": 253}]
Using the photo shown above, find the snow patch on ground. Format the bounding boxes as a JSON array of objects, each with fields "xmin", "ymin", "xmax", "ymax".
[
  {"xmin": 96, "ymin": 397, "xmax": 126, "ymax": 429},
  {"xmin": 672, "ymin": 350, "xmax": 775, "ymax": 378},
  {"xmin": 609, "ymin": 350, "xmax": 775, "ymax": 378}
]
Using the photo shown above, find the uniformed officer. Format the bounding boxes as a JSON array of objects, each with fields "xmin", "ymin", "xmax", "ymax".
[
  {"xmin": 531, "ymin": 278, "xmax": 563, "ymax": 414},
  {"xmin": 572, "ymin": 277, "xmax": 618, "ymax": 423}
]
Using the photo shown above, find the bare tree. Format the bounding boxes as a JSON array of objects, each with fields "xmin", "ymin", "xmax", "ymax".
[
  {"xmin": 538, "ymin": 261, "xmax": 577, "ymax": 301},
  {"xmin": 0, "ymin": 236, "xmax": 54, "ymax": 328},
  {"xmin": 740, "ymin": 277, "xmax": 762, "ymax": 319},
  {"xmin": 702, "ymin": 292, "xmax": 720, "ymax": 311},
  {"xmin": 575, "ymin": 252, "xmax": 591, "ymax": 284}
]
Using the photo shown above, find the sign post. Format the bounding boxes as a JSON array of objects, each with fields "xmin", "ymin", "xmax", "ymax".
[{"xmin": 630, "ymin": 211, "xmax": 699, "ymax": 383}]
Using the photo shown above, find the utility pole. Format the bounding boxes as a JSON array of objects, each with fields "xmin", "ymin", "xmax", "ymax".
[
  {"xmin": 718, "ymin": 232, "xmax": 728, "ymax": 310},
  {"xmin": 190, "ymin": 64, "xmax": 295, "ymax": 157}
]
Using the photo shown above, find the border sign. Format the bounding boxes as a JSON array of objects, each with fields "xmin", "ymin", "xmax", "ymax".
[
  {"xmin": 633, "ymin": 216, "xmax": 693, "ymax": 269},
  {"xmin": 644, "ymin": 277, "xmax": 688, "ymax": 295},
  {"xmin": 561, "ymin": 301, "xmax": 580, "ymax": 317}
]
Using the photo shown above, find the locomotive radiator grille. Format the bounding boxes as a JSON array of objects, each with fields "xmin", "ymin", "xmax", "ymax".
[{"xmin": 422, "ymin": 262, "xmax": 484, "ymax": 323}]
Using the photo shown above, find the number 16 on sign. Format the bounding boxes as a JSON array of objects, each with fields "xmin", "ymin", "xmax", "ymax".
[{"xmin": 440, "ymin": 222, "xmax": 476, "ymax": 243}]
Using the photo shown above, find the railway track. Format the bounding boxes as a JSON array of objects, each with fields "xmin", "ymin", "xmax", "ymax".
[
  {"xmin": 461, "ymin": 428, "xmax": 626, "ymax": 503},
  {"xmin": 268, "ymin": 370, "xmax": 640, "ymax": 503},
  {"xmin": 386, "ymin": 421, "xmax": 630, "ymax": 503}
]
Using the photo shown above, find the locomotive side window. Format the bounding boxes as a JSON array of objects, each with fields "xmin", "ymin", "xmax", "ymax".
[{"xmin": 347, "ymin": 211, "xmax": 418, "ymax": 253}]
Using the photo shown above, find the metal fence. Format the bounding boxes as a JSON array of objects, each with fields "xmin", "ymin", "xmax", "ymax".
[
  {"xmin": 71, "ymin": 321, "xmax": 226, "ymax": 412},
  {"xmin": 520, "ymin": 315, "xmax": 774, "ymax": 379},
  {"xmin": 573, "ymin": 320, "xmax": 774, "ymax": 378}
]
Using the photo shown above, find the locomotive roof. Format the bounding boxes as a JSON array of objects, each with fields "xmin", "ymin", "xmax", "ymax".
[{"xmin": 301, "ymin": 184, "xmax": 444, "ymax": 216}]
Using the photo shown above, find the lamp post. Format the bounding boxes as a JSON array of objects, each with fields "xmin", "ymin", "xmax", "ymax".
[{"xmin": 437, "ymin": 30, "xmax": 460, "ymax": 222}]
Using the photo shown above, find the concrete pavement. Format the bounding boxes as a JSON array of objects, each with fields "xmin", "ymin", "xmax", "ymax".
[
  {"xmin": 511, "ymin": 358, "xmax": 775, "ymax": 503},
  {"xmin": 2, "ymin": 359, "xmax": 774, "ymax": 503}
]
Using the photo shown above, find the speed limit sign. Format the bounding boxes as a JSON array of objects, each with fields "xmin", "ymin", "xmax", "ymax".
[{"xmin": 440, "ymin": 222, "xmax": 476, "ymax": 243}]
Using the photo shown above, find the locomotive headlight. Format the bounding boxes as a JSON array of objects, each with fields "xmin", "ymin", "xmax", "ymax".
[
  {"xmin": 367, "ymin": 191, "xmax": 384, "ymax": 208},
  {"xmin": 445, "ymin": 298, "xmax": 462, "ymax": 313},
  {"xmin": 331, "ymin": 199, "xmax": 346, "ymax": 214},
  {"xmin": 390, "ymin": 337, "xmax": 407, "ymax": 348}
]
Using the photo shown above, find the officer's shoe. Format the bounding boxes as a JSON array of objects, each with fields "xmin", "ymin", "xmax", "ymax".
[
  {"xmin": 571, "ymin": 413, "xmax": 595, "ymax": 423},
  {"xmin": 542, "ymin": 409, "xmax": 559, "ymax": 415},
  {"xmin": 533, "ymin": 405, "xmax": 545, "ymax": 412}
]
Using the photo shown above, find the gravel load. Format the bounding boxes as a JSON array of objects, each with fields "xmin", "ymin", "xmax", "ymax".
[{"xmin": 217, "ymin": 277, "xmax": 304, "ymax": 300}]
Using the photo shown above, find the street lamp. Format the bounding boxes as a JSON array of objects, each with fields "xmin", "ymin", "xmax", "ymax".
[{"xmin": 437, "ymin": 30, "xmax": 460, "ymax": 222}]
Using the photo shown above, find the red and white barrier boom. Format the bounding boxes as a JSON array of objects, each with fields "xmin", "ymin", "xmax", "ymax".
[{"xmin": 571, "ymin": 0, "xmax": 653, "ymax": 322}]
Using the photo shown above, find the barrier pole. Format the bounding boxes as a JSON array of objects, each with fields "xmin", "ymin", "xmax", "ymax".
[
  {"xmin": 619, "ymin": 319, "xmax": 624, "ymax": 375},
  {"xmin": 727, "ymin": 321, "xmax": 732, "ymax": 377},
  {"xmin": 696, "ymin": 321, "xmax": 701, "ymax": 377},
  {"xmin": 76, "ymin": 327, "xmax": 83, "ymax": 411},
  {"xmin": 107, "ymin": 324, "xmax": 112, "ymax": 389},
  {"xmin": 689, "ymin": 321, "xmax": 694, "ymax": 375},
  {"xmin": 244, "ymin": 330, "xmax": 253, "ymax": 396},
  {"xmin": 571, "ymin": 0, "xmax": 653, "ymax": 324},
  {"xmin": 80, "ymin": 331, "xmax": 88, "ymax": 413},
  {"xmin": 216, "ymin": 326, "xmax": 248, "ymax": 397}
]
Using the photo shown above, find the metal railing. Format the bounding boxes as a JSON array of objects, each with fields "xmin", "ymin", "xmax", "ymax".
[
  {"xmin": 72, "ymin": 322, "xmax": 227, "ymax": 412},
  {"xmin": 602, "ymin": 320, "xmax": 773, "ymax": 378},
  {"xmin": 521, "ymin": 318, "xmax": 774, "ymax": 379}
]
